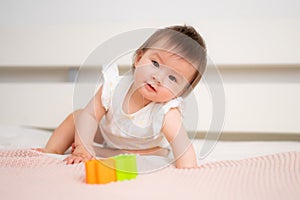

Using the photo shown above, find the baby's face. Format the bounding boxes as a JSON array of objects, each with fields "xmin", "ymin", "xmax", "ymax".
[{"xmin": 133, "ymin": 49, "xmax": 196, "ymax": 103}]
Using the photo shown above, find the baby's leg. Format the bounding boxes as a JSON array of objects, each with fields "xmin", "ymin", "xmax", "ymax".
[
  {"xmin": 94, "ymin": 127, "xmax": 104, "ymax": 144},
  {"xmin": 43, "ymin": 109, "xmax": 82, "ymax": 154},
  {"xmin": 70, "ymin": 128, "xmax": 104, "ymax": 153}
]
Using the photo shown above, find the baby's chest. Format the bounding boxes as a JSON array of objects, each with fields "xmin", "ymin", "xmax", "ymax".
[{"xmin": 105, "ymin": 107, "xmax": 161, "ymax": 138}]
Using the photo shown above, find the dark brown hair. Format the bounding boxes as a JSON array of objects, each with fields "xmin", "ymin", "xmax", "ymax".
[{"xmin": 133, "ymin": 25, "xmax": 207, "ymax": 96}]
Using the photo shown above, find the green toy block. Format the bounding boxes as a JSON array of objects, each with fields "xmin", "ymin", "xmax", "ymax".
[{"xmin": 113, "ymin": 154, "xmax": 138, "ymax": 181}]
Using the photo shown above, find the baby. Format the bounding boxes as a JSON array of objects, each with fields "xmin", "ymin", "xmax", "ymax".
[{"xmin": 38, "ymin": 25, "xmax": 207, "ymax": 168}]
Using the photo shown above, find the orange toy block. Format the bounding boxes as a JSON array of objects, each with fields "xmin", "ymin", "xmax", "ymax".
[
  {"xmin": 95, "ymin": 158, "xmax": 116, "ymax": 184},
  {"xmin": 85, "ymin": 158, "xmax": 117, "ymax": 184},
  {"xmin": 85, "ymin": 160, "xmax": 97, "ymax": 184}
]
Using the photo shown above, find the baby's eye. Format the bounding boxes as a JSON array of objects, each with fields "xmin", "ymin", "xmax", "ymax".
[
  {"xmin": 168, "ymin": 75, "xmax": 177, "ymax": 82},
  {"xmin": 151, "ymin": 60, "xmax": 160, "ymax": 68}
]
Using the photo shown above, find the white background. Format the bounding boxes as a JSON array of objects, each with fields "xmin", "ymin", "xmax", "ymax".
[
  {"xmin": 0, "ymin": 0, "xmax": 299, "ymax": 65},
  {"xmin": 0, "ymin": 0, "xmax": 299, "ymax": 135}
]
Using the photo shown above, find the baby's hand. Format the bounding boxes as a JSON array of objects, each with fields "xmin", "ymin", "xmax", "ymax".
[{"xmin": 64, "ymin": 145, "xmax": 93, "ymax": 164}]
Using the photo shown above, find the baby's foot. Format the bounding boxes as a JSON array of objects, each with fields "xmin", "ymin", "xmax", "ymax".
[{"xmin": 32, "ymin": 148, "xmax": 58, "ymax": 154}]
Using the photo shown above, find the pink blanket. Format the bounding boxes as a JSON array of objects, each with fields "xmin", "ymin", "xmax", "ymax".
[{"xmin": 0, "ymin": 149, "xmax": 299, "ymax": 200}]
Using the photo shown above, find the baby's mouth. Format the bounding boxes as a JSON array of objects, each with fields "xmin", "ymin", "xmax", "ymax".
[{"xmin": 146, "ymin": 83, "xmax": 157, "ymax": 92}]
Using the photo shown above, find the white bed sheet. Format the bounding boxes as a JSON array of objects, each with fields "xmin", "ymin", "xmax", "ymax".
[{"xmin": 1, "ymin": 124, "xmax": 300, "ymax": 165}]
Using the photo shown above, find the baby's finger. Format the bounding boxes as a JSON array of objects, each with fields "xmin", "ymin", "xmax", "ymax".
[
  {"xmin": 63, "ymin": 157, "xmax": 71, "ymax": 164},
  {"xmin": 71, "ymin": 143, "xmax": 75, "ymax": 153},
  {"xmin": 64, "ymin": 156, "xmax": 75, "ymax": 165},
  {"xmin": 74, "ymin": 158, "xmax": 83, "ymax": 164}
]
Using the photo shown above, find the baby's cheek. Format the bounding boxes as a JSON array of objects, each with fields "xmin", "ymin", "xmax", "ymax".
[
  {"xmin": 133, "ymin": 73, "xmax": 145, "ymax": 87},
  {"xmin": 164, "ymin": 85, "xmax": 183, "ymax": 97},
  {"xmin": 159, "ymin": 88, "xmax": 178, "ymax": 101}
]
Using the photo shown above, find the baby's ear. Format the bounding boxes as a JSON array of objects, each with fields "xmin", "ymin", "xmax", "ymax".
[{"xmin": 134, "ymin": 50, "xmax": 144, "ymax": 66}]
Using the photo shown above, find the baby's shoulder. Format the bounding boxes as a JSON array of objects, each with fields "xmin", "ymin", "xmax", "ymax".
[{"xmin": 161, "ymin": 97, "xmax": 183, "ymax": 114}]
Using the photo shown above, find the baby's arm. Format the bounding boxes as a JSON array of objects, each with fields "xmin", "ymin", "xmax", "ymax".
[
  {"xmin": 64, "ymin": 87, "xmax": 106, "ymax": 164},
  {"xmin": 162, "ymin": 108, "xmax": 197, "ymax": 168}
]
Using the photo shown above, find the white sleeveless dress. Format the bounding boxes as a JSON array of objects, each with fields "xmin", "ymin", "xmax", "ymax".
[{"xmin": 99, "ymin": 64, "xmax": 183, "ymax": 150}]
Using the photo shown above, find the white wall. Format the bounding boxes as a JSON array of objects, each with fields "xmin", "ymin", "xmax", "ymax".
[
  {"xmin": 0, "ymin": 0, "xmax": 299, "ymax": 135},
  {"xmin": 0, "ymin": 0, "xmax": 299, "ymax": 66}
]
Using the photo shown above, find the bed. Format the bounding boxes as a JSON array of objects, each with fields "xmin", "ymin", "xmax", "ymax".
[
  {"xmin": 1, "ymin": 64, "xmax": 300, "ymax": 199},
  {"xmin": 0, "ymin": 124, "xmax": 300, "ymax": 200}
]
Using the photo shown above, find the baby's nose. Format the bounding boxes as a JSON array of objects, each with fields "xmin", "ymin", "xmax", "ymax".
[{"xmin": 152, "ymin": 72, "xmax": 163, "ymax": 84}]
